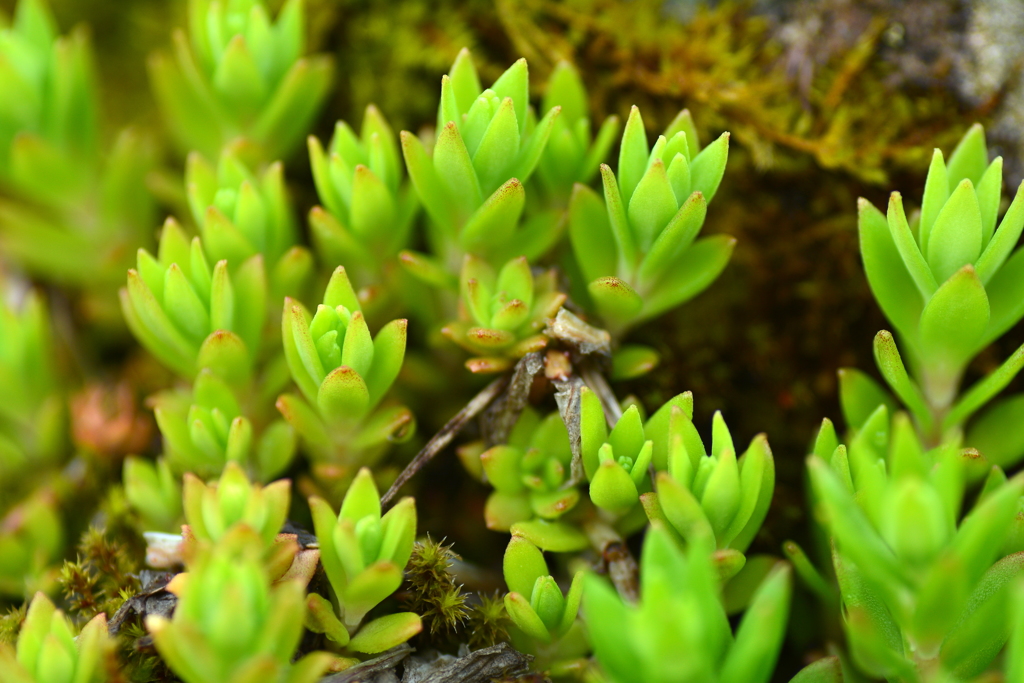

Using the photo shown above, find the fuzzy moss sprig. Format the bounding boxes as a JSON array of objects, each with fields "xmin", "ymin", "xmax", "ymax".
[
  {"xmin": 464, "ymin": 592, "xmax": 509, "ymax": 650},
  {"xmin": 402, "ymin": 536, "xmax": 470, "ymax": 638},
  {"xmin": 59, "ymin": 526, "xmax": 140, "ymax": 623}
]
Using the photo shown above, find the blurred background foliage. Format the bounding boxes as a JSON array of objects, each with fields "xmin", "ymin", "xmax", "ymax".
[{"xmin": 1, "ymin": 0, "xmax": 1021, "ymax": 673}]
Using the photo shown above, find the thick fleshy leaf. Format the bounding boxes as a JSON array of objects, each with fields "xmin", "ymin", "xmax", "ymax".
[
  {"xmin": 984, "ymin": 246, "xmax": 1024, "ymax": 346},
  {"xmin": 582, "ymin": 574, "xmax": 636, "ymax": 681},
  {"xmin": 568, "ymin": 183, "xmax": 616, "ymax": 284},
  {"xmin": 511, "ymin": 104, "xmax": 560, "ymax": 184},
  {"xmin": 163, "ymin": 264, "xmax": 209, "ymax": 344},
  {"xmin": 472, "ymin": 97, "xmax": 519, "ymax": 193},
  {"xmin": 641, "ymin": 235, "xmax": 735, "ymax": 321},
  {"xmin": 926, "ymin": 179, "xmax": 983, "ymax": 283},
  {"xmin": 664, "ymin": 109, "xmax": 701, "ymax": 160},
  {"xmin": 232, "ymin": 255, "xmax": 266, "ymax": 356},
  {"xmin": 433, "ymin": 122, "xmax": 483, "ymax": 222},
  {"xmin": 590, "ymin": 459, "xmax": 639, "ymax": 513},
  {"xmin": 275, "ymin": 393, "xmax": 330, "ymax": 453},
  {"xmin": 401, "ymin": 130, "xmax": 454, "ymax": 236},
  {"xmin": 617, "ymin": 106, "xmax": 648, "ymax": 205},
  {"xmin": 701, "ymin": 447, "xmax": 740, "ymax": 539},
  {"xmin": 719, "ymin": 564, "xmax": 791, "ymax": 683},
  {"xmin": 946, "ymin": 123, "xmax": 988, "ymax": 190},
  {"xmin": 510, "ymin": 519, "xmax": 589, "ymax": 552},
  {"xmin": 347, "ymin": 612, "xmax": 421, "ymax": 654},
  {"xmin": 807, "ymin": 457, "xmax": 906, "ymax": 590},
  {"xmin": 342, "ymin": 561, "xmax": 404, "ymax": 626},
  {"xmin": 504, "ymin": 591, "xmax": 551, "ymax": 642},
  {"xmin": 723, "ymin": 435, "xmax": 772, "ymax": 548},
  {"xmin": 689, "ymin": 132, "xmax": 729, "ymax": 204},
  {"xmin": 447, "ymin": 48, "xmax": 481, "ymax": 113},
  {"xmin": 340, "ymin": 312, "xmax": 373, "ymax": 378},
  {"xmin": 124, "ymin": 270, "xmax": 199, "ymax": 376},
  {"xmin": 837, "ymin": 368, "xmax": 895, "ymax": 431},
  {"xmin": 588, "ymin": 276, "xmax": 642, "ymax": 322},
  {"xmin": 490, "ymin": 58, "xmax": 528, "ymax": 135},
  {"xmin": 282, "ymin": 298, "xmax": 322, "ymax": 403},
  {"xmin": 654, "ymin": 473, "xmax": 713, "ymax": 543},
  {"xmin": 887, "ymin": 192, "xmax": 937, "ymax": 298},
  {"xmin": 580, "ymin": 386, "xmax": 609, "ymax": 479},
  {"xmin": 946, "ymin": 477, "xmax": 1023, "ymax": 588},
  {"xmin": 459, "ymin": 178, "xmax": 525, "ymax": 256},
  {"xmin": 945, "ymin": 341, "xmax": 1024, "ymax": 429},
  {"xmin": 317, "ymin": 366, "xmax": 370, "ymax": 423},
  {"xmin": 627, "ymin": 159, "xmax": 677, "ymax": 251},
  {"xmin": 872, "ymin": 331, "xmax": 931, "ymax": 430},
  {"xmin": 832, "ymin": 554, "xmax": 906, "ymax": 678},
  {"xmin": 481, "ymin": 445, "xmax": 525, "ymax": 494},
  {"xmin": 503, "ymin": 534, "xmax": 549, "ymax": 597},
  {"xmin": 919, "ymin": 149, "xmax": 949, "ymax": 254},
  {"xmin": 857, "ymin": 198, "xmax": 922, "ymax": 337},
  {"xmin": 543, "ymin": 61, "xmax": 586, "ymax": 126},
  {"xmin": 484, "ymin": 492, "xmax": 532, "ymax": 531},
  {"xmin": 600, "ymin": 163, "xmax": 638, "ymax": 271},
  {"xmin": 940, "ymin": 552, "xmax": 1024, "ymax": 678},
  {"xmin": 975, "ymin": 181, "xmax": 1024, "ymax": 284},
  {"xmin": 611, "ymin": 344, "xmax": 660, "ymax": 380},
  {"xmin": 364, "ymin": 319, "xmax": 406, "ymax": 407},
  {"xmin": 349, "ymin": 165, "xmax": 394, "ymax": 240},
  {"xmin": 976, "ymin": 157, "xmax": 1003, "ymax": 245},
  {"xmin": 917, "ymin": 264, "xmax": 989, "ymax": 374},
  {"xmin": 378, "ymin": 496, "xmax": 416, "ymax": 569},
  {"xmin": 398, "ymin": 250, "xmax": 457, "ymax": 289},
  {"xmin": 638, "ymin": 190, "xmax": 707, "ymax": 288}
]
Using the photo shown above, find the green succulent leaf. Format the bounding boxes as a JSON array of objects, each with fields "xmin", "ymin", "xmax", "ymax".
[
  {"xmin": 857, "ymin": 198, "xmax": 922, "ymax": 338},
  {"xmin": 347, "ymin": 612, "xmax": 422, "ymax": 654},
  {"xmin": 917, "ymin": 264, "xmax": 989, "ymax": 374},
  {"xmin": 926, "ymin": 179, "xmax": 983, "ymax": 283}
]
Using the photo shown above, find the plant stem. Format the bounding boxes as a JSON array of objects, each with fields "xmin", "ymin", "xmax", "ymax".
[{"xmin": 583, "ymin": 518, "xmax": 638, "ymax": 603}]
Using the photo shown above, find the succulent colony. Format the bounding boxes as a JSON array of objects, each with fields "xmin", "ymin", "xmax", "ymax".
[{"xmin": 1, "ymin": 0, "xmax": 1024, "ymax": 682}]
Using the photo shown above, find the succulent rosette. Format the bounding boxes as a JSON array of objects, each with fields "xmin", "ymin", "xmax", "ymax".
[
  {"xmin": 478, "ymin": 410, "xmax": 579, "ymax": 531},
  {"xmin": 569, "ymin": 106, "xmax": 732, "ymax": 334},
  {"xmin": 121, "ymin": 219, "xmax": 266, "ymax": 379},
  {"xmin": 401, "ymin": 48, "xmax": 562, "ymax": 270},
  {"xmin": 442, "ymin": 255, "xmax": 566, "ymax": 373},
  {"xmin": 150, "ymin": 0, "xmax": 332, "ymax": 160},
  {"xmin": 306, "ymin": 468, "xmax": 422, "ymax": 654}
]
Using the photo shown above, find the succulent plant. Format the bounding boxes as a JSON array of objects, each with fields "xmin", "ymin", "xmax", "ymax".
[
  {"xmin": 478, "ymin": 410, "xmax": 579, "ymax": 531},
  {"xmin": 147, "ymin": 525, "xmax": 331, "ymax": 683},
  {"xmin": 307, "ymin": 468, "xmax": 421, "ymax": 653},
  {"xmin": 151, "ymin": 369, "xmax": 295, "ymax": 481},
  {"xmin": 640, "ymin": 406, "xmax": 774, "ymax": 566},
  {"xmin": 308, "ymin": 106, "xmax": 417, "ymax": 282},
  {"xmin": 150, "ymin": 0, "xmax": 332, "ymax": 161},
  {"xmin": 584, "ymin": 526, "xmax": 791, "ymax": 683},
  {"xmin": 502, "ymin": 534, "xmax": 583, "ymax": 645},
  {"xmin": 0, "ymin": 0, "xmax": 155, "ymax": 286},
  {"xmin": 0, "ymin": 592, "xmax": 112, "ymax": 683},
  {"xmin": 401, "ymin": 48, "xmax": 562, "ymax": 269},
  {"xmin": 569, "ymin": 106, "xmax": 733, "ymax": 334},
  {"xmin": 0, "ymin": 282, "xmax": 62, "ymax": 473},
  {"xmin": 535, "ymin": 61, "xmax": 621, "ymax": 205},
  {"xmin": 121, "ymin": 220, "xmax": 266, "ymax": 379},
  {"xmin": 278, "ymin": 267, "xmax": 412, "ymax": 468},
  {"xmin": 856, "ymin": 124, "xmax": 1024, "ymax": 449},
  {"xmin": 809, "ymin": 407, "xmax": 1024, "ymax": 680},
  {"xmin": 186, "ymin": 150, "xmax": 312, "ymax": 300},
  {"xmin": 442, "ymin": 255, "xmax": 565, "ymax": 373}
]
